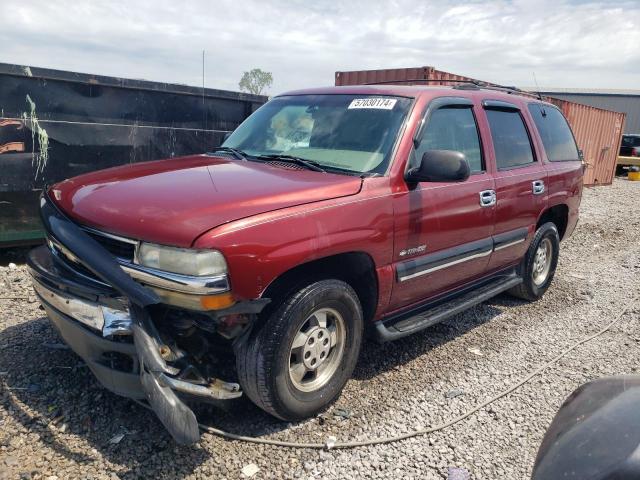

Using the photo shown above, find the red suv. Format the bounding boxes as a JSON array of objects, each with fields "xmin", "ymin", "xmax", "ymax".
[{"xmin": 27, "ymin": 85, "xmax": 583, "ymax": 444}]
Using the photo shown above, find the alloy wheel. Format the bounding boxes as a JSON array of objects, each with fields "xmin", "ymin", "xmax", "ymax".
[{"xmin": 288, "ymin": 307, "xmax": 346, "ymax": 392}]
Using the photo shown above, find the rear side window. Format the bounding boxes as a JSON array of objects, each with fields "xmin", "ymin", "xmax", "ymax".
[
  {"xmin": 622, "ymin": 135, "xmax": 640, "ymax": 148},
  {"xmin": 416, "ymin": 107, "xmax": 483, "ymax": 173},
  {"xmin": 485, "ymin": 109, "xmax": 535, "ymax": 169},
  {"xmin": 528, "ymin": 104, "xmax": 579, "ymax": 161}
]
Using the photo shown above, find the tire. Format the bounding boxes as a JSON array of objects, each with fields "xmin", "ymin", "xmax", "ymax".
[
  {"xmin": 508, "ymin": 222, "xmax": 560, "ymax": 301},
  {"xmin": 234, "ymin": 279, "xmax": 363, "ymax": 421}
]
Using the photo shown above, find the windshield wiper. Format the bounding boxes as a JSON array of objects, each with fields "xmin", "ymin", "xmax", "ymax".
[
  {"xmin": 207, "ymin": 147, "xmax": 248, "ymax": 161},
  {"xmin": 257, "ymin": 154, "xmax": 325, "ymax": 172}
]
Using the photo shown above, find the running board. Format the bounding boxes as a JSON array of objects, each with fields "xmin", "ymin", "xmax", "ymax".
[{"xmin": 374, "ymin": 273, "xmax": 522, "ymax": 342}]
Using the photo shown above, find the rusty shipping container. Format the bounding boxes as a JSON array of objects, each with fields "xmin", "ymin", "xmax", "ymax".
[
  {"xmin": 335, "ymin": 66, "xmax": 496, "ymax": 88},
  {"xmin": 335, "ymin": 66, "xmax": 626, "ymax": 186},
  {"xmin": 546, "ymin": 98, "xmax": 625, "ymax": 185}
]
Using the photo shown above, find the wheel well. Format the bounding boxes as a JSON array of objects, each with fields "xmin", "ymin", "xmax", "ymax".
[
  {"xmin": 537, "ymin": 204, "xmax": 569, "ymax": 240},
  {"xmin": 260, "ymin": 252, "xmax": 378, "ymax": 323}
]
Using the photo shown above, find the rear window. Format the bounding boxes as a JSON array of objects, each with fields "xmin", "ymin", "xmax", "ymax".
[
  {"xmin": 622, "ymin": 135, "xmax": 640, "ymax": 148},
  {"xmin": 528, "ymin": 104, "xmax": 579, "ymax": 162},
  {"xmin": 485, "ymin": 109, "xmax": 535, "ymax": 169}
]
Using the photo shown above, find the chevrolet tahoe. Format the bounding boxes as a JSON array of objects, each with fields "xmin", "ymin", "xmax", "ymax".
[{"xmin": 27, "ymin": 85, "xmax": 583, "ymax": 444}]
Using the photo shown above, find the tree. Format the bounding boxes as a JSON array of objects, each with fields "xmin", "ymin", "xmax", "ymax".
[{"xmin": 239, "ymin": 68, "xmax": 273, "ymax": 95}]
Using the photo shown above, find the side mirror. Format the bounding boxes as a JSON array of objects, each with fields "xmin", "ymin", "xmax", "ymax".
[{"xmin": 406, "ymin": 150, "xmax": 470, "ymax": 183}]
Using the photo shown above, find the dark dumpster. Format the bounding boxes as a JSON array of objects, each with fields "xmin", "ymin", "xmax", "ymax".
[{"xmin": 0, "ymin": 62, "xmax": 267, "ymax": 246}]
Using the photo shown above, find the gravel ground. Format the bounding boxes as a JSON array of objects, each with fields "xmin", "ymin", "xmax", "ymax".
[{"xmin": 1, "ymin": 178, "xmax": 639, "ymax": 480}]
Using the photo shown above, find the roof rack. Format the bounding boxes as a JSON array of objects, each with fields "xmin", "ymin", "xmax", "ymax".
[
  {"xmin": 364, "ymin": 78, "xmax": 542, "ymax": 99},
  {"xmin": 449, "ymin": 82, "xmax": 544, "ymax": 99},
  {"xmin": 364, "ymin": 79, "xmax": 481, "ymax": 86}
]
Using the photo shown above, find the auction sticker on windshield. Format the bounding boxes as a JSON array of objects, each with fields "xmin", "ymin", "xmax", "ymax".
[{"xmin": 348, "ymin": 98, "xmax": 397, "ymax": 110}]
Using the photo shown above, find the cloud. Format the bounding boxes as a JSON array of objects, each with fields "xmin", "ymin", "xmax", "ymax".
[{"xmin": 1, "ymin": 0, "xmax": 638, "ymax": 94}]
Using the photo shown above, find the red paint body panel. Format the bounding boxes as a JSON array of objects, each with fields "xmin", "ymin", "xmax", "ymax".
[
  {"xmin": 490, "ymin": 165, "xmax": 546, "ymax": 267},
  {"xmin": 194, "ymin": 177, "xmax": 395, "ymax": 302},
  {"xmin": 49, "ymin": 85, "xmax": 583, "ymax": 321},
  {"xmin": 389, "ymin": 174, "xmax": 495, "ymax": 309},
  {"xmin": 543, "ymin": 162, "xmax": 583, "ymax": 238}
]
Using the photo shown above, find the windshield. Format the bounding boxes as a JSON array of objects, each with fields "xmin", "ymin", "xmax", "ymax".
[{"xmin": 223, "ymin": 94, "xmax": 412, "ymax": 174}]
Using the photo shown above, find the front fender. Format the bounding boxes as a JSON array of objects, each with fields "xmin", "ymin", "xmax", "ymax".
[{"xmin": 194, "ymin": 179, "xmax": 395, "ymax": 300}]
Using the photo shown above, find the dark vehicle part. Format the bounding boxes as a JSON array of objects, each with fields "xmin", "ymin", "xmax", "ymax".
[
  {"xmin": 405, "ymin": 149, "xmax": 471, "ymax": 183},
  {"xmin": 0, "ymin": 62, "xmax": 267, "ymax": 246},
  {"xmin": 508, "ymin": 222, "xmax": 559, "ymax": 301},
  {"xmin": 532, "ymin": 375, "xmax": 640, "ymax": 480},
  {"xmin": 235, "ymin": 280, "xmax": 363, "ymax": 420},
  {"xmin": 375, "ymin": 268, "xmax": 522, "ymax": 342},
  {"xmin": 620, "ymin": 134, "xmax": 640, "ymax": 157},
  {"xmin": 617, "ymin": 135, "xmax": 640, "ymax": 174}
]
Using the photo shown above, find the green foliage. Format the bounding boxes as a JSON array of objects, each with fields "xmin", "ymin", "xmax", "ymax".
[{"xmin": 239, "ymin": 68, "xmax": 273, "ymax": 95}]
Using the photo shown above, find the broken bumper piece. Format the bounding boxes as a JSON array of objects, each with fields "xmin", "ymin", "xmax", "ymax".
[
  {"xmin": 27, "ymin": 195, "xmax": 261, "ymax": 444},
  {"xmin": 131, "ymin": 304, "xmax": 241, "ymax": 444}
]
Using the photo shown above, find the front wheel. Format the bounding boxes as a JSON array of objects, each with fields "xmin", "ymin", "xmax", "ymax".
[
  {"xmin": 509, "ymin": 222, "xmax": 560, "ymax": 301},
  {"xmin": 234, "ymin": 279, "xmax": 363, "ymax": 421}
]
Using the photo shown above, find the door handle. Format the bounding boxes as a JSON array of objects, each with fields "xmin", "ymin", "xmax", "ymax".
[
  {"xmin": 532, "ymin": 180, "xmax": 545, "ymax": 195},
  {"xmin": 479, "ymin": 189, "xmax": 496, "ymax": 207}
]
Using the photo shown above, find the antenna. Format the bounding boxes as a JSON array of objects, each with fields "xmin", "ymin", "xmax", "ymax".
[
  {"xmin": 532, "ymin": 72, "xmax": 543, "ymax": 100},
  {"xmin": 202, "ymin": 50, "xmax": 206, "ymax": 151}
]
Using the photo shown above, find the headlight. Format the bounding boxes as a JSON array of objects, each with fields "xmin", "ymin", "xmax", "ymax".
[{"xmin": 137, "ymin": 243, "xmax": 227, "ymax": 277}]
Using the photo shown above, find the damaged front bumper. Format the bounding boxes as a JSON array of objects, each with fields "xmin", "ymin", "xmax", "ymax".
[{"xmin": 27, "ymin": 195, "xmax": 268, "ymax": 444}]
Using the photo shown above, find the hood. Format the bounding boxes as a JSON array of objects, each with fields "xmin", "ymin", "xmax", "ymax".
[{"xmin": 50, "ymin": 155, "xmax": 362, "ymax": 247}]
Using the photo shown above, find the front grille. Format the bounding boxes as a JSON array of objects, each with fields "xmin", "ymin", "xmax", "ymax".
[{"xmin": 84, "ymin": 230, "xmax": 136, "ymax": 261}]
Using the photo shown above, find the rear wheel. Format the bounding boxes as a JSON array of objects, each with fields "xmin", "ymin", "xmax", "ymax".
[
  {"xmin": 509, "ymin": 222, "xmax": 560, "ymax": 301},
  {"xmin": 234, "ymin": 279, "xmax": 363, "ymax": 420}
]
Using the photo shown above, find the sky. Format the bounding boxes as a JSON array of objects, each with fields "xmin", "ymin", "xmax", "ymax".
[{"xmin": 2, "ymin": 0, "xmax": 639, "ymax": 96}]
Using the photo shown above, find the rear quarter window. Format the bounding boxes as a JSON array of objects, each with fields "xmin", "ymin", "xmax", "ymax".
[{"xmin": 528, "ymin": 104, "xmax": 580, "ymax": 162}]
